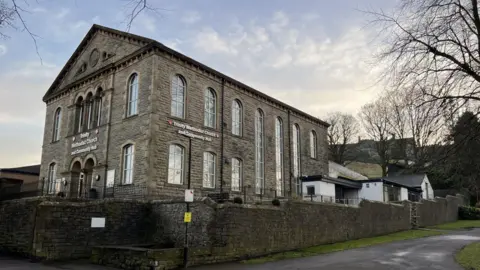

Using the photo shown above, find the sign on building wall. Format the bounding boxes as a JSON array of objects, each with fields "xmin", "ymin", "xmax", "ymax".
[
  {"xmin": 91, "ymin": 217, "xmax": 106, "ymax": 228},
  {"xmin": 71, "ymin": 131, "xmax": 99, "ymax": 156},
  {"xmin": 185, "ymin": 189, "xmax": 194, "ymax": 202},
  {"xmin": 106, "ymin": 170, "xmax": 115, "ymax": 188},
  {"xmin": 168, "ymin": 120, "xmax": 219, "ymax": 141}
]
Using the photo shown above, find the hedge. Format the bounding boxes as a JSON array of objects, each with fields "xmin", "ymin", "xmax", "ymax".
[{"xmin": 459, "ymin": 206, "xmax": 480, "ymax": 220}]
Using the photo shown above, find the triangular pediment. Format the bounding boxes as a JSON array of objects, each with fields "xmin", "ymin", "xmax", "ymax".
[{"xmin": 43, "ymin": 25, "xmax": 154, "ymax": 101}]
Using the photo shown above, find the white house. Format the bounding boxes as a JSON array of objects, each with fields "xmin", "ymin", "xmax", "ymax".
[{"xmin": 383, "ymin": 174, "xmax": 434, "ymax": 200}]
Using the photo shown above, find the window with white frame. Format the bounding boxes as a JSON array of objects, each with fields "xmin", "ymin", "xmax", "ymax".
[
  {"xmin": 171, "ymin": 75, "xmax": 186, "ymax": 118},
  {"xmin": 167, "ymin": 144, "xmax": 184, "ymax": 184},
  {"xmin": 203, "ymin": 152, "xmax": 216, "ymax": 188},
  {"xmin": 47, "ymin": 163, "xmax": 57, "ymax": 194},
  {"xmin": 231, "ymin": 158, "xmax": 242, "ymax": 191},
  {"xmin": 86, "ymin": 93, "xmax": 94, "ymax": 129},
  {"xmin": 204, "ymin": 88, "xmax": 216, "ymax": 128},
  {"xmin": 255, "ymin": 109, "xmax": 265, "ymax": 194},
  {"xmin": 127, "ymin": 73, "xmax": 139, "ymax": 117},
  {"xmin": 275, "ymin": 117, "xmax": 284, "ymax": 196},
  {"xmin": 76, "ymin": 97, "xmax": 84, "ymax": 133},
  {"xmin": 95, "ymin": 88, "xmax": 103, "ymax": 127},
  {"xmin": 53, "ymin": 108, "xmax": 61, "ymax": 142},
  {"xmin": 292, "ymin": 124, "xmax": 301, "ymax": 194},
  {"xmin": 232, "ymin": 99, "xmax": 242, "ymax": 136},
  {"xmin": 310, "ymin": 130, "xmax": 317, "ymax": 158},
  {"xmin": 122, "ymin": 144, "xmax": 134, "ymax": 184}
]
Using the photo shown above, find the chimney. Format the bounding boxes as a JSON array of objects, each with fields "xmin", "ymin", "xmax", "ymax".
[{"xmin": 358, "ymin": 136, "xmax": 361, "ymax": 143}]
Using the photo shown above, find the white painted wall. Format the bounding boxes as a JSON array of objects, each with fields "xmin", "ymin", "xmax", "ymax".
[
  {"xmin": 302, "ymin": 180, "xmax": 336, "ymax": 202},
  {"xmin": 358, "ymin": 181, "xmax": 384, "ymax": 202},
  {"xmin": 400, "ymin": 187, "xmax": 408, "ymax": 201},
  {"xmin": 421, "ymin": 175, "xmax": 435, "ymax": 200}
]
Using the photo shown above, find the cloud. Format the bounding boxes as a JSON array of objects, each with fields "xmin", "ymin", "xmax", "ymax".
[
  {"xmin": 0, "ymin": 45, "xmax": 6, "ymax": 56},
  {"xmin": 181, "ymin": 11, "xmax": 201, "ymax": 24},
  {"xmin": 56, "ymin": 8, "xmax": 70, "ymax": 19},
  {"xmin": 186, "ymin": 11, "xmax": 382, "ymax": 118},
  {"xmin": 194, "ymin": 28, "xmax": 238, "ymax": 55}
]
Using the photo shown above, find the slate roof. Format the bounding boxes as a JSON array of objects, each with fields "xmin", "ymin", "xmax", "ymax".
[
  {"xmin": 384, "ymin": 174, "xmax": 426, "ymax": 188},
  {"xmin": 0, "ymin": 165, "xmax": 41, "ymax": 176}
]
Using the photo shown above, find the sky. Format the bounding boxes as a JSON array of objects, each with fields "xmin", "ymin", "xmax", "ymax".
[{"xmin": 0, "ymin": 0, "xmax": 397, "ymax": 168}]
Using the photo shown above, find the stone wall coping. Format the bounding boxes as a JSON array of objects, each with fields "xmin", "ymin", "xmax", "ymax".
[{"xmin": 94, "ymin": 245, "xmax": 183, "ymax": 253}]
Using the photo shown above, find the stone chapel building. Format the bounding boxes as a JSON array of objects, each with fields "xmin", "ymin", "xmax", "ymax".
[{"xmin": 39, "ymin": 24, "xmax": 329, "ymax": 200}]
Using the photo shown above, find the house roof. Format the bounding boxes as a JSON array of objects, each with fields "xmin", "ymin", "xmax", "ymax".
[
  {"xmin": 359, "ymin": 178, "xmax": 422, "ymax": 192},
  {"xmin": 384, "ymin": 174, "xmax": 426, "ymax": 188},
  {"xmin": 43, "ymin": 24, "xmax": 329, "ymax": 127},
  {"xmin": 0, "ymin": 165, "xmax": 41, "ymax": 176},
  {"xmin": 301, "ymin": 175, "xmax": 362, "ymax": 189}
]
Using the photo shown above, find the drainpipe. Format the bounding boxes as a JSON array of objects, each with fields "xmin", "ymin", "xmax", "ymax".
[
  {"xmin": 287, "ymin": 109, "xmax": 292, "ymax": 197},
  {"xmin": 220, "ymin": 78, "xmax": 225, "ymax": 194},
  {"xmin": 102, "ymin": 72, "xmax": 115, "ymax": 198}
]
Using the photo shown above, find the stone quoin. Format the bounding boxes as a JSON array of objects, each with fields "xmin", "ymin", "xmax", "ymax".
[{"xmin": 39, "ymin": 24, "xmax": 329, "ymax": 199}]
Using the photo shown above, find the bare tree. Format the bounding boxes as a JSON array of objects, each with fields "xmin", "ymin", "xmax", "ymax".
[
  {"xmin": 326, "ymin": 112, "xmax": 359, "ymax": 165},
  {"xmin": 385, "ymin": 87, "xmax": 445, "ymax": 167},
  {"xmin": 358, "ymin": 97, "xmax": 392, "ymax": 176},
  {"xmin": 0, "ymin": 0, "xmax": 164, "ymax": 61},
  {"xmin": 369, "ymin": 0, "xmax": 480, "ymax": 113}
]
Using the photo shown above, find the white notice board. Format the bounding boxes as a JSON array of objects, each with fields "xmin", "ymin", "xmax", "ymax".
[{"xmin": 91, "ymin": 217, "xmax": 106, "ymax": 228}]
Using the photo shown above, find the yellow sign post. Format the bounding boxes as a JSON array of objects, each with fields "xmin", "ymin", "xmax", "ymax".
[{"xmin": 184, "ymin": 212, "xmax": 192, "ymax": 223}]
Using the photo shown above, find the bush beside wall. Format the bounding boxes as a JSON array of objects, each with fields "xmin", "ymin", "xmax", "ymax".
[{"xmin": 459, "ymin": 206, "xmax": 480, "ymax": 220}]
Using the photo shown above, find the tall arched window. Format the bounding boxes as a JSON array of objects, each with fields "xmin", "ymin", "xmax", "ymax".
[
  {"xmin": 292, "ymin": 124, "xmax": 301, "ymax": 195},
  {"xmin": 94, "ymin": 88, "xmax": 103, "ymax": 127},
  {"xmin": 255, "ymin": 109, "xmax": 265, "ymax": 194},
  {"xmin": 204, "ymin": 88, "xmax": 216, "ymax": 128},
  {"xmin": 127, "ymin": 73, "xmax": 139, "ymax": 117},
  {"xmin": 203, "ymin": 152, "xmax": 216, "ymax": 188},
  {"xmin": 122, "ymin": 144, "xmax": 135, "ymax": 184},
  {"xmin": 171, "ymin": 75, "xmax": 186, "ymax": 118},
  {"xmin": 232, "ymin": 99, "xmax": 242, "ymax": 136},
  {"xmin": 168, "ymin": 144, "xmax": 185, "ymax": 184},
  {"xmin": 47, "ymin": 163, "xmax": 57, "ymax": 194},
  {"xmin": 231, "ymin": 158, "xmax": 242, "ymax": 191},
  {"xmin": 52, "ymin": 108, "xmax": 61, "ymax": 142},
  {"xmin": 275, "ymin": 117, "xmax": 284, "ymax": 196},
  {"xmin": 310, "ymin": 130, "xmax": 317, "ymax": 159},
  {"xmin": 75, "ymin": 96, "xmax": 84, "ymax": 133},
  {"xmin": 86, "ymin": 92, "xmax": 94, "ymax": 129}
]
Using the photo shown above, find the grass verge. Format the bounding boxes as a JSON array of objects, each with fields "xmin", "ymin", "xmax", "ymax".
[
  {"xmin": 456, "ymin": 242, "xmax": 480, "ymax": 270},
  {"xmin": 429, "ymin": 220, "xmax": 480, "ymax": 231},
  {"xmin": 243, "ymin": 230, "xmax": 444, "ymax": 264}
]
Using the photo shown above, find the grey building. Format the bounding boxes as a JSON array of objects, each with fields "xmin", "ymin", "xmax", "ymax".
[{"xmin": 39, "ymin": 24, "xmax": 329, "ymax": 200}]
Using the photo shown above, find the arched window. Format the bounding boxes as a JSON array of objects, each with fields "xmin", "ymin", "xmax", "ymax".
[
  {"xmin": 231, "ymin": 158, "xmax": 242, "ymax": 191},
  {"xmin": 75, "ymin": 96, "xmax": 84, "ymax": 133},
  {"xmin": 127, "ymin": 74, "xmax": 139, "ymax": 117},
  {"xmin": 52, "ymin": 108, "xmax": 61, "ymax": 142},
  {"xmin": 275, "ymin": 117, "xmax": 284, "ymax": 196},
  {"xmin": 171, "ymin": 75, "xmax": 186, "ymax": 118},
  {"xmin": 94, "ymin": 87, "xmax": 103, "ymax": 127},
  {"xmin": 168, "ymin": 144, "xmax": 185, "ymax": 184},
  {"xmin": 255, "ymin": 109, "xmax": 264, "ymax": 194},
  {"xmin": 203, "ymin": 152, "xmax": 216, "ymax": 188},
  {"xmin": 310, "ymin": 130, "xmax": 317, "ymax": 159},
  {"xmin": 122, "ymin": 144, "xmax": 135, "ymax": 184},
  {"xmin": 86, "ymin": 92, "xmax": 94, "ymax": 129},
  {"xmin": 47, "ymin": 163, "xmax": 57, "ymax": 194},
  {"xmin": 292, "ymin": 124, "xmax": 301, "ymax": 195},
  {"xmin": 204, "ymin": 88, "xmax": 216, "ymax": 128},
  {"xmin": 232, "ymin": 99, "xmax": 242, "ymax": 136}
]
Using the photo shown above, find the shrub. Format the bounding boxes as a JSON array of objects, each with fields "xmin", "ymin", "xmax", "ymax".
[
  {"xmin": 233, "ymin": 197, "xmax": 243, "ymax": 204},
  {"xmin": 272, "ymin": 198, "xmax": 281, "ymax": 206},
  {"xmin": 459, "ymin": 206, "xmax": 480, "ymax": 220}
]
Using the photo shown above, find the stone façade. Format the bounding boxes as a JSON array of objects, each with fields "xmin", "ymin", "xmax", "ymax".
[{"xmin": 39, "ymin": 24, "xmax": 329, "ymax": 199}]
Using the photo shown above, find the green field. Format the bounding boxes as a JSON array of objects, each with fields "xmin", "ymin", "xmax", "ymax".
[{"xmin": 429, "ymin": 220, "xmax": 480, "ymax": 230}]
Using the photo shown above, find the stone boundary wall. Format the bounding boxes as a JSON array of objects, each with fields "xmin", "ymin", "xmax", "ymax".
[{"xmin": 0, "ymin": 194, "xmax": 464, "ymax": 263}]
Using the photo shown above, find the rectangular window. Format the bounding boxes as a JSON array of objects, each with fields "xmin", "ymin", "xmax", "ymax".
[
  {"xmin": 231, "ymin": 158, "xmax": 242, "ymax": 191},
  {"xmin": 232, "ymin": 100, "xmax": 242, "ymax": 136},
  {"xmin": 307, "ymin": 186, "xmax": 315, "ymax": 196},
  {"xmin": 47, "ymin": 163, "xmax": 57, "ymax": 194},
  {"xmin": 122, "ymin": 145, "xmax": 134, "ymax": 184},
  {"xmin": 275, "ymin": 117, "xmax": 283, "ymax": 196},
  {"xmin": 292, "ymin": 124, "xmax": 301, "ymax": 195},
  {"xmin": 168, "ymin": 145, "xmax": 185, "ymax": 184},
  {"xmin": 255, "ymin": 110, "xmax": 264, "ymax": 194},
  {"xmin": 203, "ymin": 152, "xmax": 216, "ymax": 188}
]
